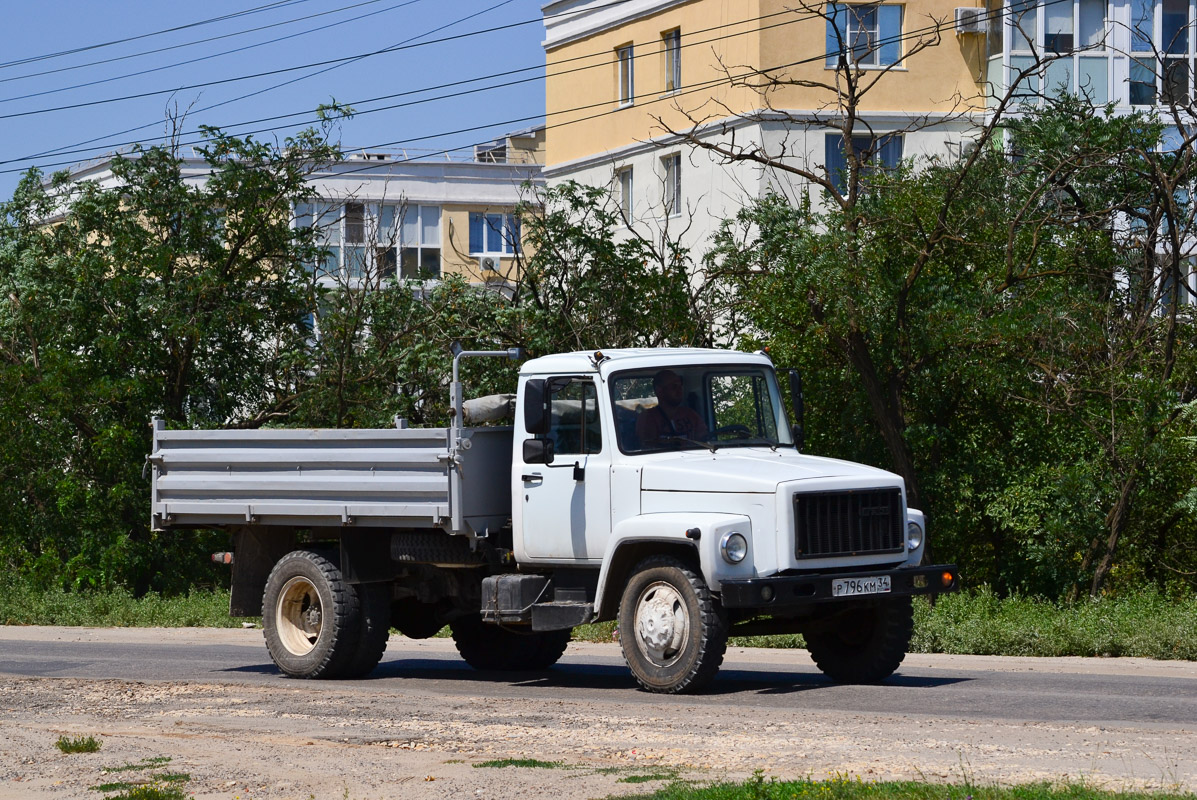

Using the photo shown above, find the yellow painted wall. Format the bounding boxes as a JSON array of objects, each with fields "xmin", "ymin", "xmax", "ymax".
[
  {"xmin": 757, "ymin": 0, "xmax": 985, "ymax": 115},
  {"xmin": 545, "ymin": 0, "xmax": 764, "ymax": 166},
  {"xmin": 545, "ymin": 0, "xmax": 986, "ymax": 167},
  {"xmin": 440, "ymin": 205, "xmax": 523, "ymax": 283}
]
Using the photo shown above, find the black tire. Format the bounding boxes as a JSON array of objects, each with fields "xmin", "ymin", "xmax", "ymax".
[
  {"xmin": 805, "ymin": 597, "xmax": 914, "ymax": 684},
  {"xmin": 449, "ymin": 615, "xmax": 571, "ymax": 671},
  {"xmin": 391, "ymin": 598, "xmax": 446, "ymax": 640},
  {"xmin": 617, "ymin": 556, "xmax": 728, "ymax": 694},
  {"xmin": 262, "ymin": 549, "xmax": 361, "ymax": 679},
  {"xmin": 338, "ymin": 582, "xmax": 391, "ymax": 679}
]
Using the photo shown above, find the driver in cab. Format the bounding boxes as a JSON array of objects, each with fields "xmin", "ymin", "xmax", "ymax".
[{"xmin": 636, "ymin": 369, "xmax": 707, "ymax": 448}]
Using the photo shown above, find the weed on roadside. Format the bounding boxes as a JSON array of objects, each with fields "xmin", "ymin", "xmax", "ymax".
[
  {"xmin": 603, "ymin": 775, "xmax": 1197, "ymax": 800},
  {"xmin": 98, "ymin": 785, "xmax": 186, "ymax": 800},
  {"xmin": 56, "ymin": 735, "xmax": 102, "ymax": 753},
  {"xmin": 473, "ymin": 758, "xmax": 566, "ymax": 769},
  {"xmin": 619, "ymin": 772, "xmax": 679, "ymax": 784}
]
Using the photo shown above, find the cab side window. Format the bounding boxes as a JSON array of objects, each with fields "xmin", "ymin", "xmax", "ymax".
[{"xmin": 547, "ymin": 380, "xmax": 603, "ymax": 455}]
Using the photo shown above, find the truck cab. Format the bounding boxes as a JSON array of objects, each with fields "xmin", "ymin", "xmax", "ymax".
[{"xmin": 502, "ymin": 348, "xmax": 954, "ymax": 692}]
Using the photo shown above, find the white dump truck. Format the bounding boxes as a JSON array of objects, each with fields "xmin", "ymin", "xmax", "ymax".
[{"xmin": 149, "ymin": 347, "xmax": 958, "ymax": 693}]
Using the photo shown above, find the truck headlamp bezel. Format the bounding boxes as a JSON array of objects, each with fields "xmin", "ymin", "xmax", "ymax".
[
  {"xmin": 906, "ymin": 520, "xmax": 924, "ymax": 551},
  {"xmin": 720, "ymin": 531, "xmax": 748, "ymax": 564}
]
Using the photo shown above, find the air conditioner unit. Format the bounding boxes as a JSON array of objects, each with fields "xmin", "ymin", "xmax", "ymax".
[
  {"xmin": 955, "ymin": 7, "xmax": 987, "ymax": 34},
  {"xmin": 478, "ymin": 255, "xmax": 500, "ymax": 272}
]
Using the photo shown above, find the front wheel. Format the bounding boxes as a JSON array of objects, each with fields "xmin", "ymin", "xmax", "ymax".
[
  {"xmin": 262, "ymin": 549, "xmax": 361, "ymax": 679},
  {"xmin": 804, "ymin": 597, "xmax": 914, "ymax": 684},
  {"xmin": 618, "ymin": 556, "xmax": 728, "ymax": 694}
]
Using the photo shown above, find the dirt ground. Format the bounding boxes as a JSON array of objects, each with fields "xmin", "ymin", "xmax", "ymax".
[{"xmin": 1, "ymin": 630, "xmax": 1195, "ymax": 800}]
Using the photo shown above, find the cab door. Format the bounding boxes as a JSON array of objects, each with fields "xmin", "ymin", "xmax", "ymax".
[{"xmin": 519, "ymin": 377, "xmax": 611, "ymax": 562}]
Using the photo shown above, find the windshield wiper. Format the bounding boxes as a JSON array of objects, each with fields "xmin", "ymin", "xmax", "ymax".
[
  {"xmin": 719, "ymin": 437, "xmax": 780, "ymax": 451},
  {"xmin": 655, "ymin": 435, "xmax": 718, "ymax": 452}
]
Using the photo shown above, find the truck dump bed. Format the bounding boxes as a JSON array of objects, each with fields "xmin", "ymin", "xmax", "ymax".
[{"xmin": 149, "ymin": 420, "xmax": 513, "ymax": 535}]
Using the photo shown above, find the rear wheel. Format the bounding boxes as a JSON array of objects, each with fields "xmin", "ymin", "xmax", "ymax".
[
  {"xmin": 262, "ymin": 550, "xmax": 361, "ymax": 679},
  {"xmin": 338, "ymin": 582, "xmax": 391, "ymax": 678},
  {"xmin": 804, "ymin": 597, "xmax": 914, "ymax": 684},
  {"xmin": 617, "ymin": 556, "xmax": 728, "ymax": 694},
  {"xmin": 449, "ymin": 615, "xmax": 571, "ymax": 671}
]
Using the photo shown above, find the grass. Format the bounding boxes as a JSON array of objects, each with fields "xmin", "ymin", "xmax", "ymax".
[
  {"xmin": 56, "ymin": 735, "xmax": 102, "ymax": 753},
  {"xmin": 0, "ymin": 580, "xmax": 244, "ymax": 628},
  {"xmin": 97, "ymin": 786, "xmax": 187, "ymax": 800},
  {"xmin": 619, "ymin": 772, "xmax": 680, "ymax": 784},
  {"xmin": 91, "ymin": 756, "xmax": 190, "ymax": 799},
  {"xmin": 605, "ymin": 775, "xmax": 1197, "ymax": 800},
  {"xmin": 573, "ymin": 589, "xmax": 1197, "ymax": 661},
  {"xmin": 473, "ymin": 758, "xmax": 566, "ymax": 769},
  {"xmin": 4, "ymin": 577, "xmax": 1197, "ymax": 661}
]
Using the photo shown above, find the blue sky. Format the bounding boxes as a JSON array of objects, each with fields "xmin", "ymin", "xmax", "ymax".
[{"xmin": 0, "ymin": 0, "xmax": 547, "ymax": 200}]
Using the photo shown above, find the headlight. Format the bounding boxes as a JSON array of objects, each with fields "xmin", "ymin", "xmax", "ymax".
[
  {"xmin": 907, "ymin": 520, "xmax": 924, "ymax": 551},
  {"xmin": 720, "ymin": 531, "xmax": 748, "ymax": 564}
]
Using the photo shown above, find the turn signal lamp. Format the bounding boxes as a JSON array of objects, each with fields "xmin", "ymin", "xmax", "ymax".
[{"xmin": 941, "ymin": 571, "xmax": 954, "ymax": 587}]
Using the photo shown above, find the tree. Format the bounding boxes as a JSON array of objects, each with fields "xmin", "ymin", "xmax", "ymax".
[{"xmin": 0, "ymin": 122, "xmax": 342, "ymax": 593}]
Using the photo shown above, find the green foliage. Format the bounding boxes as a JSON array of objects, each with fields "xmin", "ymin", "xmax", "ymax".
[
  {"xmin": 473, "ymin": 758, "xmax": 565, "ymax": 769},
  {"xmin": 0, "ymin": 577, "xmax": 240, "ymax": 626},
  {"xmin": 606, "ymin": 776, "xmax": 1196, "ymax": 800},
  {"xmin": 912, "ymin": 588, "xmax": 1197, "ymax": 659},
  {"xmin": 710, "ymin": 99, "xmax": 1197, "ymax": 598},
  {"xmin": 55, "ymin": 735, "xmax": 101, "ymax": 753},
  {"xmin": 0, "ymin": 124, "xmax": 341, "ymax": 595},
  {"xmin": 516, "ymin": 180, "xmax": 734, "ymax": 354}
]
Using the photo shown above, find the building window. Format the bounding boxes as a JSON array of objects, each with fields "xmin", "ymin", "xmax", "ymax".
[
  {"xmin": 469, "ymin": 212, "xmax": 520, "ymax": 255},
  {"xmin": 663, "ymin": 29, "xmax": 681, "ymax": 92},
  {"xmin": 617, "ymin": 166, "xmax": 634, "ymax": 218},
  {"xmin": 662, "ymin": 154, "xmax": 681, "ymax": 217},
  {"xmin": 617, "ymin": 44, "xmax": 635, "ymax": 106},
  {"xmin": 1004, "ymin": 0, "xmax": 1110, "ymax": 104},
  {"xmin": 826, "ymin": 3, "xmax": 903, "ymax": 67},
  {"xmin": 381, "ymin": 204, "xmax": 441, "ymax": 280},
  {"xmin": 824, "ymin": 133, "xmax": 903, "ymax": 193},
  {"xmin": 296, "ymin": 202, "xmax": 440, "ymax": 282}
]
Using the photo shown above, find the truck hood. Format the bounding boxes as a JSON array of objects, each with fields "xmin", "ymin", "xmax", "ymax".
[{"xmin": 639, "ymin": 449, "xmax": 900, "ymax": 494}]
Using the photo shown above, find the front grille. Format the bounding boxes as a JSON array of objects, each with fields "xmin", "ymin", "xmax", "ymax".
[{"xmin": 794, "ymin": 488, "xmax": 905, "ymax": 559}]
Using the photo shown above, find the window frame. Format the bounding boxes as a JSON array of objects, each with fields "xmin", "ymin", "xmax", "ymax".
[
  {"xmin": 826, "ymin": 2, "xmax": 904, "ymax": 68},
  {"xmin": 662, "ymin": 153, "xmax": 682, "ymax": 218},
  {"xmin": 469, "ymin": 211, "xmax": 521, "ymax": 256},
  {"xmin": 662, "ymin": 28, "xmax": 682, "ymax": 93},
  {"xmin": 617, "ymin": 43, "xmax": 635, "ymax": 107},
  {"xmin": 617, "ymin": 166, "xmax": 634, "ymax": 219}
]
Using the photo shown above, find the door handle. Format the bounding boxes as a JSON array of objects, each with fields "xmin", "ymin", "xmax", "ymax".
[{"xmin": 521, "ymin": 473, "xmax": 543, "ymax": 482}]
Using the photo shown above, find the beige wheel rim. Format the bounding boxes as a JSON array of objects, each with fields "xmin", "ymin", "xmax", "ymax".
[{"xmin": 275, "ymin": 576, "xmax": 322, "ymax": 656}]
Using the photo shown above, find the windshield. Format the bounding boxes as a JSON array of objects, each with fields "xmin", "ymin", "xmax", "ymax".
[{"xmin": 609, "ymin": 364, "xmax": 793, "ymax": 454}]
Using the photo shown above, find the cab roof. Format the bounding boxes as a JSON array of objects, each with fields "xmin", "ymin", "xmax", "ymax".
[{"xmin": 519, "ymin": 347, "xmax": 774, "ymax": 376}]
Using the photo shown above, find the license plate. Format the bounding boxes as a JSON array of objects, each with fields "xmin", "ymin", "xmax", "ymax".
[{"xmin": 831, "ymin": 575, "xmax": 892, "ymax": 597}]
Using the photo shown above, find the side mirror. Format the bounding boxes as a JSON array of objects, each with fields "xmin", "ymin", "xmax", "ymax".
[
  {"xmin": 787, "ymin": 369, "xmax": 805, "ymax": 451},
  {"xmin": 523, "ymin": 379, "xmax": 549, "ymax": 435},
  {"xmin": 523, "ymin": 438, "xmax": 555, "ymax": 464}
]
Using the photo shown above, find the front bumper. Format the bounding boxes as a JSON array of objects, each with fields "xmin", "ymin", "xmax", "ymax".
[{"xmin": 719, "ymin": 564, "xmax": 959, "ymax": 610}]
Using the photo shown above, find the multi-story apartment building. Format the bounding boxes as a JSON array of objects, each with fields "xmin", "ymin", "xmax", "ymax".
[
  {"xmin": 61, "ymin": 126, "xmax": 544, "ymax": 288},
  {"xmin": 541, "ymin": 0, "xmax": 1197, "ymax": 257}
]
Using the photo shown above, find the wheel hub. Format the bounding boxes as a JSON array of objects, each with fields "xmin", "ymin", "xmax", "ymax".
[
  {"xmin": 276, "ymin": 576, "xmax": 322, "ymax": 656},
  {"xmin": 634, "ymin": 582, "xmax": 688, "ymax": 665}
]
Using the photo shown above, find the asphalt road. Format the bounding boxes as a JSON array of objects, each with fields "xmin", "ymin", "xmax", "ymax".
[
  {"xmin": 1, "ymin": 626, "xmax": 1195, "ymax": 727},
  {"xmin": 2, "ymin": 627, "xmax": 1196, "ymax": 798}
]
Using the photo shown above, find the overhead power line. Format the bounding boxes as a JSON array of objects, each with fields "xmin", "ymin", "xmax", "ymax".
[
  {"xmin": 0, "ymin": 0, "xmax": 315, "ymax": 71},
  {"xmin": 0, "ymin": 0, "xmax": 817, "ymax": 168},
  {"xmin": 3, "ymin": 0, "xmax": 637, "ymax": 167},
  {"xmin": 1, "ymin": 0, "xmax": 1071, "ymax": 178},
  {"xmin": 0, "ymin": 0, "xmax": 411, "ymax": 98}
]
